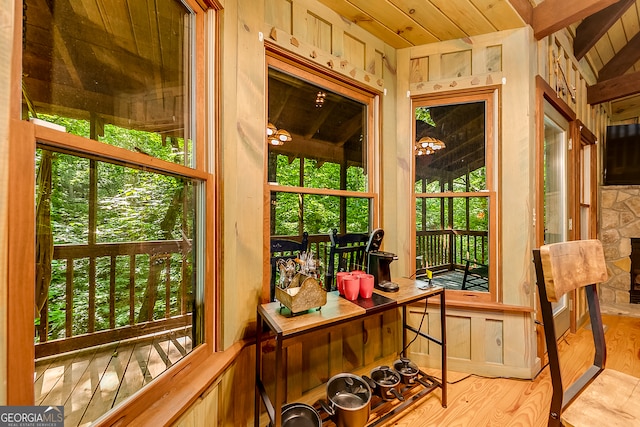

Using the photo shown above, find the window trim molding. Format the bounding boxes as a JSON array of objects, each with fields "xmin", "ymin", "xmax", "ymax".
[
  {"xmin": 8, "ymin": 0, "xmax": 220, "ymax": 423},
  {"xmin": 263, "ymin": 51, "xmax": 380, "ymax": 303},
  {"xmin": 411, "ymin": 86, "xmax": 500, "ymax": 304}
]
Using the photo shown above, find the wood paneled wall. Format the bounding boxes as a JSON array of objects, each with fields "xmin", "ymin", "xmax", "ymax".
[
  {"xmin": 537, "ymin": 30, "xmax": 609, "ymax": 137},
  {"xmin": 396, "ymin": 28, "xmax": 540, "ymax": 379}
]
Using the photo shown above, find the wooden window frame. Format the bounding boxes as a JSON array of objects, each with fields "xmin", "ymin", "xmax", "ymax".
[
  {"xmin": 7, "ymin": 0, "xmax": 220, "ymax": 424},
  {"xmin": 411, "ymin": 87, "xmax": 499, "ymax": 304},
  {"xmin": 263, "ymin": 48, "xmax": 381, "ymax": 303}
]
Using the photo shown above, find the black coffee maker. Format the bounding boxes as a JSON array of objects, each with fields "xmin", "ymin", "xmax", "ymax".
[{"xmin": 366, "ymin": 229, "xmax": 399, "ymax": 292}]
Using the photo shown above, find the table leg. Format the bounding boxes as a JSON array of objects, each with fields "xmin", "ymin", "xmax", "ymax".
[
  {"xmin": 274, "ymin": 334, "xmax": 283, "ymax": 426},
  {"xmin": 255, "ymin": 313, "xmax": 263, "ymax": 427},
  {"xmin": 402, "ymin": 305, "xmax": 407, "ymax": 356},
  {"xmin": 440, "ymin": 289, "xmax": 447, "ymax": 407}
]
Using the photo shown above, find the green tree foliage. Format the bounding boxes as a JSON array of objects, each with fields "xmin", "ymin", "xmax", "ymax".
[{"xmin": 272, "ymin": 154, "xmax": 370, "ymax": 236}]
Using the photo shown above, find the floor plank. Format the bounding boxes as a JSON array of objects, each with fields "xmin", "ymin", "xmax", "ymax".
[
  {"xmin": 35, "ymin": 315, "xmax": 640, "ymax": 426},
  {"xmin": 35, "ymin": 330, "xmax": 192, "ymax": 427},
  {"xmin": 395, "ymin": 314, "xmax": 640, "ymax": 426}
]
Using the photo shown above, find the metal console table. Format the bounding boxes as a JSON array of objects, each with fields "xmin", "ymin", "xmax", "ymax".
[{"xmin": 255, "ymin": 277, "xmax": 447, "ymax": 426}]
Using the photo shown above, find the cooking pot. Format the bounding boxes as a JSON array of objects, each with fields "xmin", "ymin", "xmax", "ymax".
[
  {"xmin": 364, "ymin": 366, "xmax": 405, "ymax": 402},
  {"xmin": 281, "ymin": 402, "xmax": 322, "ymax": 427},
  {"xmin": 318, "ymin": 373, "xmax": 371, "ymax": 427},
  {"xmin": 393, "ymin": 357, "xmax": 431, "ymax": 387}
]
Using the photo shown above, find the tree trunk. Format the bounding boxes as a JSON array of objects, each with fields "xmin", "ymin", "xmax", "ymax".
[
  {"xmin": 35, "ymin": 150, "xmax": 53, "ymax": 333},
  {"xmin": 137, "ymin": 184, "xmax": 185, "ymax": 322}
]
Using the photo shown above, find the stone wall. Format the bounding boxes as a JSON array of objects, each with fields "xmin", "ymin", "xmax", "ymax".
[{"xmin": 600, "ymin": 186, "xmax": 640, "ymax": 304}]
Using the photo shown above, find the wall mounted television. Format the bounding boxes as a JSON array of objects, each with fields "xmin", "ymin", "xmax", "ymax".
[{"xmin": 604, "ymin": 124, "xmax": 640, "ymax": 185}]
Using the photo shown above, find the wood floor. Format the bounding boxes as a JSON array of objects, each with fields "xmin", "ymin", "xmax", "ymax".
[
  {"xmin": 36, "ymin": 315, "xmax": 640, "ymax": 426},
  {"xmin": 34, "ymin": 329, "xmax": 192, "ymax": 427},
  {"xmin": 393, "ymin": 314, "xmax": 640, "ymax": 427}
]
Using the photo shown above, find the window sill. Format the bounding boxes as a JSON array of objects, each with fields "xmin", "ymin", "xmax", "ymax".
[{"xmin": 426, "ymin": 294, "xmax": 533, "ymax": 313}]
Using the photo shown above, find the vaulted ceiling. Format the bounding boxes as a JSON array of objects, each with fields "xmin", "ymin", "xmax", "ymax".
[{"xmin": 319, "ymin": 0, "xmax": 640, "ymax": 122}]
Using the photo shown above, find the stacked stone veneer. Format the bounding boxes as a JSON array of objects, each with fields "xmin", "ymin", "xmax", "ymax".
[{"xmin": 600, "ymin": 186, "xmax": 640, "ymax": 304}]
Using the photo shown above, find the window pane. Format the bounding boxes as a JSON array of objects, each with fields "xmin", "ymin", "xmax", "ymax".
[
  {"xmin": 97, "ymin": 163, "xmax": 194, "ymax": 242},
  {"xmin": 346, "ymin": 197, "xmax": 370, "ymax": 233},
  {"xmin": 416, "ymin": 196, "xmax": 489, "ymax": 292},
  {"xmin": 23, "ymin": 0, "xmax": 194, "ymax": 166},
  {"xmin": 415, "ymin": 197, "xmax": 445, "ymax": 231},
  {"xmin": 267, "ymin": 67, "xmax": 367, "ymax": 191},
  {"xmin": 35, "ymin": 147, "xmax": 201, "ymax": 420},
  {"xmin": 304, "ymin": 160, "xmax": 341, "ymax": 190},
  {"xmin": 414, "ymin": 102, "xmax": 486, "ymax": 192},
  {"xmin": 271, "ymin": 155, "xmax": 301, "ymax": 186},
  {"xmin": 302, "ymin": 195, "xmax": 340, "ymax": 234},
  {"xmin": 273, "ymin": 192, "xmax": 301, "ymax": 235},
  {"xmin": 271, "ymin": 192, "xmax": 370, "ymax": 235}
]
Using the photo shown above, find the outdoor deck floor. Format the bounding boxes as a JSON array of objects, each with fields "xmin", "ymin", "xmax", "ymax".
[
  {"xmin": 426, "ymin": 269, "xmax": 489, "ymax": 291},
  {"xmin": 35, "ymin": 329, "xmax": 192, "ymax": 427}
]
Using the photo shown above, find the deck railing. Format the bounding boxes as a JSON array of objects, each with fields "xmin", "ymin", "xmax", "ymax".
[
  {"xmin": 416, "ymin": 229, "xmax": 488, "ymax": 271},
  {"xmin": 39, "ymin": 230, "xmax": 487, "ymax": 359},
  {"xmin": 36, "ymin": 239, "xmax": 192, "ymax": 359},
  {"xmin": 275, "ymin": 229, "xmax": 488, "ymax": 278}
]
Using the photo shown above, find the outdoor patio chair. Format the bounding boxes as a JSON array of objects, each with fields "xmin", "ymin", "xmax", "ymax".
[
  {"xmin": 461, "ymin": 258, "xmax": 488, "ymax": 290},
  {"xmin": 270, "ymin": 232, "xmax": 309, "ymax": 301},
  {"xmin": 533, "ymin": 239, "xmax": 640, "ymax": 426},
  {"xmin": 325, "ymin": 229, "xmax": 369, "ymax": 291}
]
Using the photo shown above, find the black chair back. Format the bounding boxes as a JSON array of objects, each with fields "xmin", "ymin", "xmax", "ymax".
[
  {"xmin": 270, "ymin": 232, "xmax": 309, "ymax": 301},
  {"xmin": 325, "ymin": 228, "xmax": 369, "ymax": 291}
]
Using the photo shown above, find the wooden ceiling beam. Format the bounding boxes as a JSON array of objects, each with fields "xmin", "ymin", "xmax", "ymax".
[
  {"xmin": 573, "ymin": 0, "xmax": 635, "ymax": 60},
  {"xmin": 507, "ymin": 0, "xmax": 533, "ymax": 25},
  {"xmin": 587, "ymin": 70, "xmax": 640, "ymax": 104},
  {"xmin": 532, "ymin": 0, "xmax": 619, "ymax": 40},
  {"xmin": 598, "ymin": 30, "xmax": 640, "ymax": 81}
]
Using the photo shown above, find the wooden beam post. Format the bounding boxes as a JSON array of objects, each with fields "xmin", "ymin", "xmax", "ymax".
[{"xmin": 532, "ymin": 0, "xmax": 619, "ymax": 40}]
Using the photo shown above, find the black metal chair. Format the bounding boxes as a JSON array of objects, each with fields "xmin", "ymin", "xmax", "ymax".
[
  {"xmin": 325, "ymin": 228, "xmax": 369, "ymax": 291},
  {"xmin": 533, "ymin": 239, "xmax": 640, "ymax": 426},
  {"xmin": 461, "ymin": 258, "xmax": 488, "ymax": 290},
  {"xmin": 270, "ymin": 232, "xmax": 309, "ymax": 301}
]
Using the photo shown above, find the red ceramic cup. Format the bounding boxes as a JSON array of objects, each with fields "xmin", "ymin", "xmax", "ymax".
[
  {"xmin": 350, "ymin": 269, "xmax": 366, "ymax": 276},
  {"xmin": 336, "ymin": 272, "xmax": 351, "ymax": 295},
  {"xmin": 343, "ymin": 275, "xmax": 360, "ymax": 301},
  {"xmin": 358, "ymin": 273, "xmax": 375, "ymax": 299}
]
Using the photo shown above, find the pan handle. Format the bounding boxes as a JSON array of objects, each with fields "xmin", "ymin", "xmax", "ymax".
[
  {"xmin": 416, "ymin": 377, "xmax": 432, "ymax": 388},
  {"xmin": 317, "ymin": 399, "xmax": 334, "ymax": 416},
  {"xmin": 361, "ymin": 375, "xmax": 377, "ymax": 390},
  {"xmin": 390, "ymin": 388, "xmax": 405, "ymax": 401}
]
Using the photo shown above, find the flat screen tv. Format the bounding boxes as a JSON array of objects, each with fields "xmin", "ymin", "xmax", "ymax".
[{"xmin": 604, "ymin": 124, "xmax": 640, "ymax": 185}]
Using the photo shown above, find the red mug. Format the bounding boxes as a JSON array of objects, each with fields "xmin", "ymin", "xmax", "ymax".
[
  {"xmin": 336, "ymin": 272, "xmax": 351, "ymax": 295},
  {"xmin": 358, "ymin": 273, "xmax": 375, "ymax": 299},
  {"xmin": 343, "ymin": 275, "xmax": 360, "ymax": 301}
]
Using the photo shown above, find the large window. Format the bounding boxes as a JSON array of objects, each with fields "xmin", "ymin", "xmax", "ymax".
[
  {"xmin": 20, "ymin": 0, "xmax": 212, "ymax": 424},
  {"xmin": 413, "ymin": 90, "xmax": 496, "ymax": 300},
  {"xmin": 266, "ymin": 55, "xmax": 378, "ymax": 293}
]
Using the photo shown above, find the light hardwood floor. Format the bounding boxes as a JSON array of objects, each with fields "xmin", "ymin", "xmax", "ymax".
[{"xmin": 393, "ymin": 314, "xmax": 640, "ymax": 427}]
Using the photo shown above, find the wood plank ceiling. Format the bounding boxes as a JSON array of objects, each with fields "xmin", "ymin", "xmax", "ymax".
[{"xmin": 319, "ymin": 0, "xmax": 640, "ymax": 122}]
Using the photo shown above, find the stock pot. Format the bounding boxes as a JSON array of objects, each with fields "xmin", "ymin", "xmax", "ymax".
[
  {"xmin": 364, "ymin": 366, "xmax": 404, "ymax": 402},
  {"xmin": 318, "ymin": 373, "xmax": 371, "ymax": 427}
]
